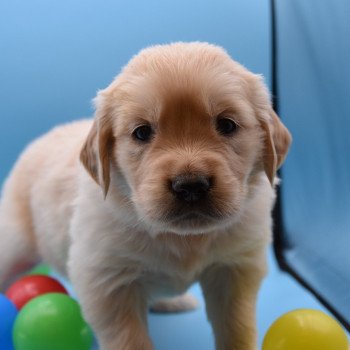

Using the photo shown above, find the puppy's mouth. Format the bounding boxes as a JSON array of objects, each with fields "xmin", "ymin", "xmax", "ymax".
[
  {"xmin": 169, "ymin": 210, "xmax": 214, "ymax": 223},
  {"xmin": 158, "ymin": 202, "xmax": 232, "ymax": 233},
  {"xmin": 176, "ymin": 212, "xmax": 208, "ymax": 221}
]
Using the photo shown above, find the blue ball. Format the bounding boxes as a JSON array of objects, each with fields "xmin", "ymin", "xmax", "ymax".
[{"xmin": 0, "ymin": 293, "xmax": 18, "ymax": 350}]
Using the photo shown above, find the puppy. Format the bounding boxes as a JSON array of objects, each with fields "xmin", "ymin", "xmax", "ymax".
[{"xmin": 0, "ymin": 42, "xmax": 291, "ymax": 350}]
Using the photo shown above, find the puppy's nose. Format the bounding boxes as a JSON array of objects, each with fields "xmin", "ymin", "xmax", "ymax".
[{"xmin": 171, "ymin": 175, "xmax": 211, "ymax": 203}]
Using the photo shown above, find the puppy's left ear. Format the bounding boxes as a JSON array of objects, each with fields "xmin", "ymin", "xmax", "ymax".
[
  {"xmin": 261, "ymin": 109, "xmax": 292, "ymax": 185},
  {"xmin": 80, "ymin": 94, "xmax": 115, "ymax": 197}
]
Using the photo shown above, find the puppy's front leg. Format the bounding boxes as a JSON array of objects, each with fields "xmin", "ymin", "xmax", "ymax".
[
  {"xmin": 69, "ymin": 262, "xmax": 153, "ymax": 350},
  {"xmin": 200, "ymin": 260, "xmax": 266, "ymax": 350}
]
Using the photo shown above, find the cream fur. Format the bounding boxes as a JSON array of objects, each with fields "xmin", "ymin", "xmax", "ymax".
[{"xmin": 0, "ymin": 42, "xmax": 291, "ymax": 350}]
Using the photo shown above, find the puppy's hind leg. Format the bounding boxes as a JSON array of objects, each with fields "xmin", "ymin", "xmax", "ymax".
[{"xmin": 0, "ymin": 192, "xmax": 39, "ymax": 290}]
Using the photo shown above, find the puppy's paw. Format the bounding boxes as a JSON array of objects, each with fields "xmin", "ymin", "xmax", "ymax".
[{"xmin": 150, "ymin": 292, "xmax": 199, "ymax": 313}]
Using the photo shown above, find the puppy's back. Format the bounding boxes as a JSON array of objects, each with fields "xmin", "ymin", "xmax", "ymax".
[{"xmin": 0, "ymin": 119, "xmax": 92, "ymax": 274}]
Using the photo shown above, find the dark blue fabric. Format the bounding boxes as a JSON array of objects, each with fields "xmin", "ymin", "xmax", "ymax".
[{"xmin": 276, "ymin": 0, "xmax": 350, "ymax": 323}]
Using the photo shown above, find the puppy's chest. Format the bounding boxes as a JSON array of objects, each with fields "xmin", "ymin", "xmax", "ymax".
[
  {"xmin": 141, "ymin": 234, "xmax": 222, "ymax": 294},
  {"xmin": 155, "ymin": 233, "xmax": 216, "ymax": 269}
]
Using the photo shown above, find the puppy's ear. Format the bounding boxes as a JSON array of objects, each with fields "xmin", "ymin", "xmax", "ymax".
[
  {"xmin": 80, "ymin": 95, "xmax": 115, "ymax": 197},
  {"xmin": 261, "ymin": 109, "xmax": 292, "ymax": 185},
  {"xmin": 80, "ymin": 119, "xmax": 99, "ymax": 184}
]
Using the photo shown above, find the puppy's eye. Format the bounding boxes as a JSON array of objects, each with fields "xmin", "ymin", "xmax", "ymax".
[
  {"xmin": 216, "ymin": 117, "xmax": 238, "ymax": 136},
  {"xmin": 132, "ymin": 124, "xmax": 154, "ymax": 142}
]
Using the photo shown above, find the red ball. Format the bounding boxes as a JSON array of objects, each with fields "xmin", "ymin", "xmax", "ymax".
[{"xmin": 5, "ymin": 275, "xmax": 68, "ymax": 310}]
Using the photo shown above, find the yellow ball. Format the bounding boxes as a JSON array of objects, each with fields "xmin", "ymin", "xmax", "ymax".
[{"xmin": 262, "ymin": 309, "xmax": 348, "ymax": 350}]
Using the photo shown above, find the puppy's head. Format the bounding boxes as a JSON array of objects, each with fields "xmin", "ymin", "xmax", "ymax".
[{"xmin": 81, "ymin": 42, "xmax": 291, "ymax": 234}]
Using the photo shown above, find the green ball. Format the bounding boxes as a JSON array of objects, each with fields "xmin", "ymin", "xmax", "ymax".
[
  {"xmin": 27, "ymin": 264, "xmax": 51, "ymax": 276},
  {"xmin": 13, "ymin": 293, "xmax": 93, "ymax": 350}
]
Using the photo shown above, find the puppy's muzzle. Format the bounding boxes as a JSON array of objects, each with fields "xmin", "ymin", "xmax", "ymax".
[{"xmin": 170, "ymin": 174, "xmax": 212, "ymax": 203}]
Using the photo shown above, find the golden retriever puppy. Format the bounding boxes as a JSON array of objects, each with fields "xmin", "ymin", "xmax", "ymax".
[{"xmin": 0, "ymin": 42, "xmax": 291, "ymax": 350}]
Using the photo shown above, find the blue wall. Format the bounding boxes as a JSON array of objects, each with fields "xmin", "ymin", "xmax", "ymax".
[{"xmin": 0, "ymin": 0, "xmax": 270, "ymax": 183}]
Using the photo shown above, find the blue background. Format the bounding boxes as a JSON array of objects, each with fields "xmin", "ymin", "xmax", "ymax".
[{"xmin": 0, "ymin": 0, "xmax": 269, "ymax": 183}]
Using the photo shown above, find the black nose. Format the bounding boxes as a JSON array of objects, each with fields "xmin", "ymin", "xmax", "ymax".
[{"xmin": 171, "ymin": 175, "xmax": 211, "ymax": 203}]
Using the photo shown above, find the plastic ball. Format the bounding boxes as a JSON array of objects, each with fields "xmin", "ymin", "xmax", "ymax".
[
  {"xmin": 262, "ymin": 309, "xmax": 348, "ymax": 350},
  {"xmin": 27, "ymin": 264, "xmax": 51, "ymax": 276},
  {"xmin": 6, "ymin": 275, "xmax": 68, "ymax": 310},
  {"xmin": 0, "ymin": 293, "xmax": 18, "ymax": 350},
  {"xmin": 13, "ymin": 293, "xmax": 93, "ymax": 350}
]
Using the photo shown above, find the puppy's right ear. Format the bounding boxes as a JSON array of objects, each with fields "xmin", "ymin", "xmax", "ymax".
[
  {"xmin": 80, "ymin": 94, "xmax": 115, "ymax": 197},
  {"xmin": 80, "ymin": 119, "xmax": 99, "ymax": 184}
]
